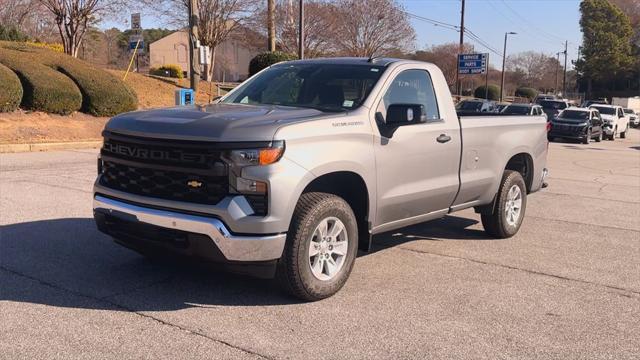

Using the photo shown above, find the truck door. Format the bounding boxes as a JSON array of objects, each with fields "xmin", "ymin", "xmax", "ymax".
[{"xmin": 372, "ymin": 68, "xmax": 461, "ymax": 228}]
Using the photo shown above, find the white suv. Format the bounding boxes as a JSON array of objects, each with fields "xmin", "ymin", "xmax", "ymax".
[
  {"xmin": 589, "ymin": 105, "xmax": 630, "ymax": 140},
  {"xmin": 623, "ymin": 108, "xmax": 639, "ymax": 128}
]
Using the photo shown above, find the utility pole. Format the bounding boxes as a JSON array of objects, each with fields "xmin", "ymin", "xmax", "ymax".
[
  {"xmin": 500, "ymin": 32, "xmax": 516, "ymax": 103},
  {"xmin": 455, "ymin": 0, "xmax": 465, "ymax": 96},
  {"xmin": 188, "ymin": 0, "xmax": 199, "ymax": 92},
  {"xmin": 555, "ymin": 51, "xmax": 561, "ymax": 94},
  {"xmin": 562, "ymin": 40, "xmax": 568, "ymax": 97},
  {"xmin": 267, "ymin": 0, "xmax": 276, "ymax": 51},
  {"xmin": 298, "ymin": 0, "xmax": 304, "ymax": 59}
]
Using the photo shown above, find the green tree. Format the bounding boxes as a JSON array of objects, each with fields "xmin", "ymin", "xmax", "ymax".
[{"xmin": 576, "ymin": 0, "xmax": 634, "ymax": 95}]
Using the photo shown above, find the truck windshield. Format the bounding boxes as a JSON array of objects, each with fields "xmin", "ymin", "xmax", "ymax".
[
  {"xmin": 540, "ymin": 101, "xmax": 567, "ymax": 110},
  {"xmin": 591, "ymin": 106, "xmax": 615, "ymax": 115},
  {"xmin": 221, "ymin": 63, "xmax": 386, "ymax": 112}
]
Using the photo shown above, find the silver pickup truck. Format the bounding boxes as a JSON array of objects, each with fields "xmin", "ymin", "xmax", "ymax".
[{"xmin": 93, "ymin": 58, "xmax": 548, "ymax": 300}]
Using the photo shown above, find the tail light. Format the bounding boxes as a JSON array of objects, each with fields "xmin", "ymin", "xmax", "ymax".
[{"xmin": 546, "ymin": 122, "xmax": 552, "ymax": 132}]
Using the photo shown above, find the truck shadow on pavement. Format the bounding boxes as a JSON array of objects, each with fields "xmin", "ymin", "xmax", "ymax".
[{"xmin": 1, "ymin": 215, "xmax": 489, "ymax": 310}]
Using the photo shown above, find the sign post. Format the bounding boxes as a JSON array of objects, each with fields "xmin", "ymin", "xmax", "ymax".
[
  {"xmin": 458, "ymin": 53, "xmax": 489, "ymax": 98},
  {"xmin": 128, "ymin": 13, "xmax": 144, "ymax": 73}
]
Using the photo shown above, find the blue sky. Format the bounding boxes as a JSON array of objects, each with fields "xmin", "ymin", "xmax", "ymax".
[
  {"xmin": 401, "ymin": 0, "xmax": 582, "ymax": 68},
  {"xmin": 103, "ymin": 0, "xmax": 583, "ymax": 68}
]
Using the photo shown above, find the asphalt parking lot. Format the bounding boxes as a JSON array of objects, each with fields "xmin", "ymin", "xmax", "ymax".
[{"xmin": 1, "ymin": 129, "xmax": 639, "ymax": 359}]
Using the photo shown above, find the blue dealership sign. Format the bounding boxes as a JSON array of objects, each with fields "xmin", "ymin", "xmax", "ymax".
[{"xmin": 458, "ymin": 53, "xmax": 488, "ymax": 75}]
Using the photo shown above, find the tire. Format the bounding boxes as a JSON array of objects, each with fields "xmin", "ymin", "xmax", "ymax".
[
  {"xmin": 276, "ymin": 192, "xmax": 358, "ymax": 301},
  {"xmin": 481, "ymin": 170, "xmax": 527, "ymax": 239},
  {"xmin": 610, "ymin": 126, "xmax": 617, "ymax": 141},
  {"xmin": 620, "ymin": 124, "xmax": 628, "ymax": 139},
  {"xmin": 582, "ymin": 129, "xmax": 591, "ymax": 144},
  {"xmin": 595, "ymin": 131, "xmax": 602, "ymax": 142}
]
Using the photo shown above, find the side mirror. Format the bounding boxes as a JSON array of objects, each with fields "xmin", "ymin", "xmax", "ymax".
[{"xmin": 386, "ymin": 104, "xmax": 427, "ymax": 125}]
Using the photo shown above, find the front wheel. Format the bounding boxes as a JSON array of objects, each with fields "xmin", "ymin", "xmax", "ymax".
[
  {"xmin": 582, "ymin": 129, "xmax": 591, "ymax": 144},
  {"xmin": 620, "ymin": 124, "xmax": 628, "ymax": 139},
  {"xmin": 277, "ymin": 192, "xmax": 358, "ymax": 301},
  {"xmin": 595, "ymin": 131, "xmax": 602, "ymax": 142},
  {"xmin": 481, "ymin": 170, "xmax": 527, "ymax": 238}
]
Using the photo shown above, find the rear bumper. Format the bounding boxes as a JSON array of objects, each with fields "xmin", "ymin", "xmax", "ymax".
[{"xmin": 93, "ymin": 195, "xmax": 286, "ymax": 262}]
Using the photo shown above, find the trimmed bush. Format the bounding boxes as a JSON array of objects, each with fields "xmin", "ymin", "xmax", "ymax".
[
  {"xmin": 0, "ymin": 46, "xmax": 81, "ymax": 114},
  {"xmin": 249, "ymin": 51, "xmax": 297, "ymax": 77},
  {"xmin": 150, "ymin": 64, "xmax": 183, "ymax": 79},
  {"xmin": 0, "ymin": 63, "xmax": 22, "ymax": 112},
  {"xmin": 515, "ymin": 87, "xmax": 538, "ymax": 100},
  {"xmin": 0, "ymin": 41, "xmax": 138, "ymax": 116},
  {"xmin": 474, "ymin": 85, "xmax": 501, "ymax": 101}
]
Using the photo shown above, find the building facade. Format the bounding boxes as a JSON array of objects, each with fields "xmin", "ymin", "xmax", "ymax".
[{"xmin": 149, "ymin": 30, "xmax": 258, "ymax": 82}]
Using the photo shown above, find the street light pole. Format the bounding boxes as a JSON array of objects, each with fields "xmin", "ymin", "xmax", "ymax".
[
  {"xmin": 555, "ymin": 51, "xmax": 561, "ymax": 94},
  {"xmin": 455, "ymin": 0, "xmax": 465, "ymax": 96},
  {"xmin": 298, "ymin": 0, "xmax": 304, "ymax": 59},
  {"xmin": 562, "ymin": 40, "xmax": 568, "ymax": 97},
  {"xmin": 500, "ymin": 32, "xmax": 516, "ymax": 103}
]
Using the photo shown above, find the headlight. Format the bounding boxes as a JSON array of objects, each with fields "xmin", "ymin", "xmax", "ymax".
[{"xmin": 226, "ymin": 141, "xmax": 285, "ymax": 167}]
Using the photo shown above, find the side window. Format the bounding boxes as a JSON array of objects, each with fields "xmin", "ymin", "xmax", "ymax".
[{"xmin": 377, "ymin": 69, "xmax": 440, "ymax": 121}]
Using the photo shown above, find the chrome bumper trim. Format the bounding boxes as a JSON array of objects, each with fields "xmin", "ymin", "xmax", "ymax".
[{"xmin": 93, "ymin": 195, "xmax": 286, "ymax": 262}]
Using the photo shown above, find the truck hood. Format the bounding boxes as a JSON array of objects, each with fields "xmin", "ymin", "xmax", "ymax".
[
  {"xmin": 600, "ymin": 114, "xmax": 617, "ymax": 121},
  {"xmin": 104, "ymin": 103, "xmax": 335, "ymax": 142}
]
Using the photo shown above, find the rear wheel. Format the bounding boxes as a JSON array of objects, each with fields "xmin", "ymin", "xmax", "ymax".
[
  {"xmin": 277, "ymin": 192, "xmax": 358, "ymax": 301},
  {"xmin": 481, "ymin": 170, "xmax": 527, "ymax": 238}
]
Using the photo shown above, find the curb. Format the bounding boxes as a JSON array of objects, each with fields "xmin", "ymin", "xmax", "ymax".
[{"xmin": 0, "ymin": 140, "xmax": 102, "ymax": 153}]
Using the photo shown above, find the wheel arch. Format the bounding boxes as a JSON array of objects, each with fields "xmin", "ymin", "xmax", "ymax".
[{"xmin": 301, "ymin": 171, "xmax": 372, "ymax": 252}]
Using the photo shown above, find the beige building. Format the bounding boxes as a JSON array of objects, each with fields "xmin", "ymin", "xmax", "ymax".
[{"xmin": 149, "ymin": 30, "xmax": 258, "ymax": 82}]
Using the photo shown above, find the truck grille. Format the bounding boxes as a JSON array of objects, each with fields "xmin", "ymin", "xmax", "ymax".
[{"xmin": 99, "ymin": 132, "xmax": 229, "ymax": 206}]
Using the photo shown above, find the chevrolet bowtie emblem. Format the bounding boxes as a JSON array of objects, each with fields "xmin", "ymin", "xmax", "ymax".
[{"xmin": 187, "ymin": 180, "xmax": 203, "ymax": 188}]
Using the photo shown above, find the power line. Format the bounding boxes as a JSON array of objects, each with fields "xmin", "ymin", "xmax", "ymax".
[{"xmin": 405, "ymin": 11, "xmax": 503, "ymax": 58}]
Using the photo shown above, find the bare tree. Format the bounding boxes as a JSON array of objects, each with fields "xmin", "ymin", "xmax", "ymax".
[
  {"xmin": 277, "ymin": 0, "xmax": 337, "ymax": 57},
  {"xmin": 38, "ymin": 0, "xmax": 101, "ymax": 57},
  {"xmin": 331, "ymin": 0, "xmax": 415, "ymax": 57},
  {"xmin": 413, "ymin": 42, "xmax": 475, "ymax": 87},
  {"xmin": 507, "ymin": 51, "xmax": 558, "ymax": 90},
  {"xmin": 1, "ymin": 0, "xmax": 58, "ymax": 42},
  {"xmin": 166, "ymin": 0, "xmax": 255, "ymax": 81}
]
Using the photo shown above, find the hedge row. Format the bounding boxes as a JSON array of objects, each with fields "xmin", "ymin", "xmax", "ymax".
[
  {"xmin": 0, "ymin": 46, "xmax": 82, "ymax": 114},
  {"xmin": 0, "ymin": 63, "xmax": 22, "ymax": 112},
  {"xmin": 0, "ymin": 41, "xmax": 138, "ymax": 116}
]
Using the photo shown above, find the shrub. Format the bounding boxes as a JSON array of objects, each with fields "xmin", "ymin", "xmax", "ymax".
[
  {"xmin": 249, "ymin": 51, "xmax": 297, "ymax": 77},
  {"xmin": 474, "ymin": 85, "xmax": 501, "ymax": 101},
  {"xmin": 515, "ymin": 87, "xmax": 538, "ymax": 100},
  {"xmin": 0, "ymin": 63, "xmax": 22, "ymax": 112},
  {"xmin": 0, "ymin": 25, "xmax": 29, "ymax": 42},
  {"xmin": 0, "ymin": 46, "xmax": 82, "ymax": 114},
  {"xmin": 0, "ymin": 41, "xmax": 138, "ymax": 116},
  {"xmin": 150, "ymin": 64, "xmax": 183, "ymax": 79}
]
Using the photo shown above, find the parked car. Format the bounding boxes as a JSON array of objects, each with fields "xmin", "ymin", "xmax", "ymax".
[
  {"xmin": 456, "ymin": 99, "xmax": 497, "ymax": 114},
  {"xmin": 534, "ymin": 94, "xmax": 556, "ymax": 104},
  {"xmin": 581, "ymin": 99, "xmax": 608, "ymax": 108},
  {"xmin": 623, "ymin": 108, "xmax": 639, "ymax": 128},
  {"xmin": 540, "ymin": 99, "xmax": 569, "ymax": 121},
  {"xmin": 589, "ymin": 104, "xmax": 630, "ymax": 140},
  {"xmin": 549, "ymin": 107, "xmax": 603, "ymax": 144},
  {"xmin": 501, "ymin": 103, "xmax": 545, "ymax": 118},
  {"xmin": 93, "ymin": 57, "xmax": 549, "ymax": 300}
]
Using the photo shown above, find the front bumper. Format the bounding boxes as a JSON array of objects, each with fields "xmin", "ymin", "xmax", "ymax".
[{"xmin": 93, "ymin": 195, "xmax": 286, "ymax": 262}]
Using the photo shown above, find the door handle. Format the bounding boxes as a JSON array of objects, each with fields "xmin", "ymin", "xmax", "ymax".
[{"xmin": 436, "ymin": 134, "xmax": 451, "ymax": 143}]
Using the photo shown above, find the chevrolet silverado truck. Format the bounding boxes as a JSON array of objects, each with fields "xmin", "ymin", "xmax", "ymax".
[{"xmin": 93, "ymin": 58, "xmax": 548, "ymax": 301}]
